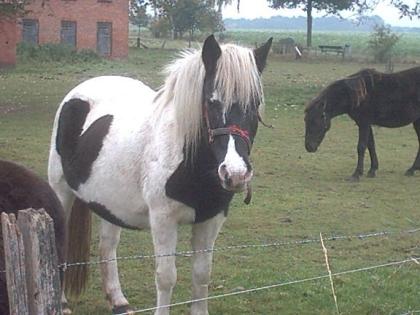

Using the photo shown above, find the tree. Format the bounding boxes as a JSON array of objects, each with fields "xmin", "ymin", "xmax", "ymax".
[
  {"xmin": 368, "ymin": 24, "xmax": 400, "ymax": 63},
  {"xmin": 150, "ymin": 0, "xmax": 224, "ymax": 41},
  {"xmin": 130, "ymin": 0, "xmax": 150, "ymax": 47},
  {"xmin": 267, "ymin": 0, "xmax": 420, "ymax": 48},
  {"xmin": 0, "ymin": 0, "xmax": 27, "ymax": 16},
  {"xmin": 268, "ymin": 0, "xmax": 363, "ymax": 47}
]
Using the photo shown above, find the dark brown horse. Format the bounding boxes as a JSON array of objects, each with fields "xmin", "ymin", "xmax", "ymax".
[
  {"xmin": 305, "ymin": 66, "xmax": 420, "ymax": 180},
  {"xmin": 0, "ymin": 159, "xmax": 66, "ymax": 314}
]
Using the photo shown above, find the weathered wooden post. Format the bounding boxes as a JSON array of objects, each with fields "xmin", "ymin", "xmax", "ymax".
[
  {"xmin": 2, "ymin": 209, "xmax": 62, "ymax": 315},
  {"xmin": 17, "ymin": 208, "xmax": 62, "ymax": 315},
  {"xmin": 1, "ymin": 212, "xmax": 29, "ymax": 315}
]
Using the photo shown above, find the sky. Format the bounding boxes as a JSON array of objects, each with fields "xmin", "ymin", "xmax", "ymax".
[{"xmin": 223, "ymin": 0, "xmax": 420, "ymax": 28}]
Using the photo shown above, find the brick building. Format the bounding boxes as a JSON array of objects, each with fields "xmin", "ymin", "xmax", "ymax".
[
  {"xmin": 0, "ymin": 14, "xmax": 17, "ymax": 66},
  {"xmin": 0, "ymin": 0, "xmax": 129, "ymax": 66}
]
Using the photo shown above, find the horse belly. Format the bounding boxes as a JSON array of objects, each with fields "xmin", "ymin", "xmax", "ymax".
[{"xmin": 77, "ymin": 174, "xmax": 150, "ymax": 229}]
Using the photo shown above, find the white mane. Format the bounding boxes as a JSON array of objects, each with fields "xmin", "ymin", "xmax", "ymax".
[{"xmin": 154, "ymin": 43, "xmax": 264, "ymax": 155}]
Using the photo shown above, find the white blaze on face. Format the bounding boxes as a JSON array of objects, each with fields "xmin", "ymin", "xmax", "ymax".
[
  {"xmin": 218, "ymin": 136, "xmax": 251, "ymax": 192},
  {"xmin": 224, "ymin": 135, "xmax": 247, "ymax": 174}
]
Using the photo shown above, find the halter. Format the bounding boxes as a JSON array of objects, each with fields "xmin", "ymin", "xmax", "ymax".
[{"xmin": 203, "ymin": 103, "xmax": 252, "ymax": 154}]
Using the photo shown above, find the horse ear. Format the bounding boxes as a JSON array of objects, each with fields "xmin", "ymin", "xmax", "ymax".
[
  {"xmin": 254, "ymin": 37, "xmax": 273, "ymax": 73},
  {"xmin": 202, "ymin": 34, "xmax": 222, "ymax": 75}
]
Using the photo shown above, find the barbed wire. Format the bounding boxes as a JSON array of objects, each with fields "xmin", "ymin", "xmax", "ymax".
[
  {"xmin": 116, "ymin": 256, "xmax": 420, "ymax": 314},
  {"xmin": 59, "ymin": 227, "xmax": 420, "ymax": 270},
  {"xmin": 0, "ymin": 227, "xmax": 418, "ymax": 274}
]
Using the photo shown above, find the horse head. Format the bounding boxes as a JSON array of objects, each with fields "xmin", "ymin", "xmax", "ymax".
[
  {"xmin": 304, "ymin": 94, "xmax": 331, "ymax": 153},
  {"xmin": 201, "ymin": 35, "xmax": 272, "ymax": 193}
]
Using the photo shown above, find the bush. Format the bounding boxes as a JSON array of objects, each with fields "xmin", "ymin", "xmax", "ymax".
[
  {"xmin": 17, "ymin": 42, "xmax": 101, "ymax": 63},
  {"xmin": 368, "ymin": 24, "xmax": 400, "ymax": 63}
]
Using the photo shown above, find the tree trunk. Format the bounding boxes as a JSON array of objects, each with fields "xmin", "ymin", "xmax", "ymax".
[
  {"xmin": 137, "ymin": 25, "xmax": 141, "ymax": 48},
  {"xmin": 306, "ymin": 0, "xmax": 313, "ymax": 48}
]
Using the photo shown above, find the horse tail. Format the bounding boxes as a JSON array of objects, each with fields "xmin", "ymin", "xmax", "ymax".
[{"xmin": 64, "ymin": 197, "xmax": 92, "ymax": 297}]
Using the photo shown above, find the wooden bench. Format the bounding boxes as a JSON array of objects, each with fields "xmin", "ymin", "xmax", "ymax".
[{"xmin": 319, "ymin": 45, "xmax": 345, "ymax": 57}]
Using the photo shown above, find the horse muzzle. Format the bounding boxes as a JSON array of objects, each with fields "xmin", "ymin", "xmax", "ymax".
[
  {"xmin": 305, "ymin": 141, "xmax": 318, "ymax": 153},
  {"xmin": 218, "ymin": 164, "xmax": 253, "ymax": 193}
]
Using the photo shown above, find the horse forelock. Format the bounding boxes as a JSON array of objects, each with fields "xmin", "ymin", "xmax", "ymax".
[{"xmin": 155, "ymin": 44, "xmax": 263, "ymax": 156}]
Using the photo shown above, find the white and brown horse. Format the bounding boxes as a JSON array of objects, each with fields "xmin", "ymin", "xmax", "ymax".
[{"xmin": 48, "ymin": 35, "xmax": 272, "ymax": 314}]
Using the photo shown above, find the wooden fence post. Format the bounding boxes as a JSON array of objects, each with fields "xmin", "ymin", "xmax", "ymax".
[
  {"xmin": 17, "ymin": 208, "xmax": 62, "ymax": 315},
  {"xmin": 1, "ymin": 212, "xmax": 29, "ymax": 315}
]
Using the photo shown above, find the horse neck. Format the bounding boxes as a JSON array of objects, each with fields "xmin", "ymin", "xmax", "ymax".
[{"xmin": 326, "ymin": 98, "xmax": 349, "ymax": 118}]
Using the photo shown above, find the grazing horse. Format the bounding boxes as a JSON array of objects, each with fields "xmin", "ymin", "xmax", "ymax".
[
  {"xmin": 305, "ymin": 66, "xmax": 420, "ymax": 180},
  {"xmin": 0, "ymin": 159, "xmax": 66, "ymax": 315},
  {"xmin": 48, "ymin": 35, "xmax": 272, "ymax": 314}
]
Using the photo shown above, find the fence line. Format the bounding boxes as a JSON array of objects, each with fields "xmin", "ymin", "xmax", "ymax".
[
  {"xmin": 1, "ymin": 226, "xmax": 418, "ymax": 274},
  {"xmin": 117, "ymin": 256, "xmax": 420, "ymax": 314},
  {"xmin": 59, "ymin": 227, "xmax": 420, "ymax": 270}
]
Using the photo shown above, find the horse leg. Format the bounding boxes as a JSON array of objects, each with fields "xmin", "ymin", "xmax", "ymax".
[
  {"xmin": 191, "ymin": 212, "xmax": 226, "ymax": 315},
  {"xmin": 99, "ymin": 220, "xmax": 131, "ymax": 314},
  {"xmin": 405, "ymin": 119, "xmax": 420, "ymax": 176},
  {"xmin": 366, "ymin": 126, "xmax": 379, "ymax": 178},
  {"xmin": 150, "ymin": 212, "xmax": 178, "ymax": 315},
  {"xmin": 350, "ymin": 124, "xmax": 369, "ymax": 181}
]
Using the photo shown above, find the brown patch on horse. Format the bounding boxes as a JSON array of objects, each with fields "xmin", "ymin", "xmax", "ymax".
[{"xmin": 0, "ymin": 159, "xmax": 66, "ymax": 315}]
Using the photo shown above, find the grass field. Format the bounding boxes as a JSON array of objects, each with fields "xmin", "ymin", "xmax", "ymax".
[{"xmin": 1, "ymin": 45, "xmax": 419, "ymax": 314}]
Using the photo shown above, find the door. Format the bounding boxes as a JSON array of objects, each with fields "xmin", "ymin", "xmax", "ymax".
[
  {"xmin": 61, "ymin": 21, "xmax": 77, "ymax": 48},
  {"xmin": 97, "ymin": 22, "xmax": 112, "ymax": 57},
  {"xmin": 22, "ymin": 19, "xmax": 39, "ymax": 45}
]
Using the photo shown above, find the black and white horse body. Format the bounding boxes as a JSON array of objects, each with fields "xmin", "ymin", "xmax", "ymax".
[{"xmin": 49, "ymin": 35, "xmax": 272, "ymax": 314}]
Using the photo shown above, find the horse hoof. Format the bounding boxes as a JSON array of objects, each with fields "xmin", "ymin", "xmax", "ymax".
[
  {"xmin": 405, "ymin": 170, "xmax": 415, "ymax": 176},
  {"xmin": 366, "ymin": 171, "xmax": 376, "ymax": 178},
  {"xmin": 346, "ymin": 175, "xmax": 360, "ymax": 182},
  {"xmin": 112, "ymin": 304, "xmax": 134, "ymax": 315}
]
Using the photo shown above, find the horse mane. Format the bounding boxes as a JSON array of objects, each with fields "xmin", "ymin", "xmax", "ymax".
[
  {"xmin": 154, "ymin": 44, "xmax": 263, "ymax": 155},
  {"xmin": 345, "ymin": 68, "xmax": 380, "ymax": 108}
]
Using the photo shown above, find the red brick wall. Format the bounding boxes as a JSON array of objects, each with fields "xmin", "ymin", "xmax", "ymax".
[
  {"xmin": 18, "ymin": 0, "xmax": 129, "ymax": 58},
  {"xmin": 0, "ymin": 16, "xmax": 17, "ymax": 66}
]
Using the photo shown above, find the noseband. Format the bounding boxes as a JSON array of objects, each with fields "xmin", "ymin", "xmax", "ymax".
[{"xmin": 203, "ymin": 103, "xmax": 251, "ymax": 154}]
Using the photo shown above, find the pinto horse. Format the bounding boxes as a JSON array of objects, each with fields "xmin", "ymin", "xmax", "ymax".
[
  {"xmin": 48, "ymin": 35, "xmax": 272, "ymax": 314},
  {"xmin": 0, "ymin": 159, "xmax": 66, "ymax": 315},
  {"xmin": 305, "ymin": 66, "xmax": 420, "ymax": 181}
]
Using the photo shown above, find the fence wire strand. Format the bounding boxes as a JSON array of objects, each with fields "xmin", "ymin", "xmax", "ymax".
[
  {"xmin": 59, "ymin": 227, "xmax": 420, "ymax": 270},
  {"xmin": 0, "ymin": 227, "xmax": 418, "ymax": 274},
  {"xmin": 117, "ymin": 256, "xmax": 420, "ymax": 314}
]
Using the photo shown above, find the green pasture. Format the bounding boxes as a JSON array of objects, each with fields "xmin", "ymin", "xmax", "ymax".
[{"xmin": 0, "ymin": 45, "xmax": 419, "ymax": 314}]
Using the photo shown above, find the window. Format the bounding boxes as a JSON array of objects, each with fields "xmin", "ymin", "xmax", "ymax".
[
  {"xmin": 61, "ymin": 21, "xmax": 76, "ymax": 48},
  {"xmin": 22, "ymin": 19, "xmax": 39, "ymax": 45},
  {"xmin": 97, "ymin": 22, "xmax": 112, "ymax": 57}
]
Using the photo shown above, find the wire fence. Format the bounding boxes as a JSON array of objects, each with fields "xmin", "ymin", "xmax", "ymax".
[
  {"xmin": 59, "ymin": 227, "xmax": 420, "ymax": 270},
  {"xmin": 3, "ymin": 225, "xmax": 418, "ymax": 312},
  {"xmin": 62, "ymin": 226, "xmax": 418, "ymax": 314},
  {"xmin": 117, "ymin": 256, "xmax": 420, "ymax": 314}
]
